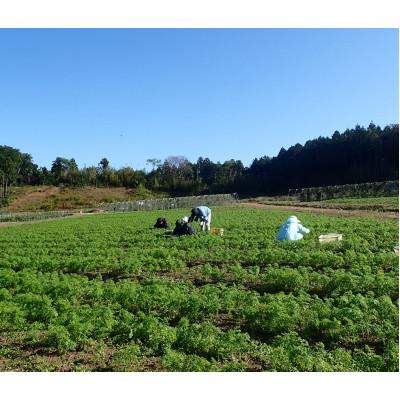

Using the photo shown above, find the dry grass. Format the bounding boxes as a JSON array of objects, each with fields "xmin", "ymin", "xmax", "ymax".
[{"xmin": 5, "ymin": 185, "xmax": 164, "ymax": 212}]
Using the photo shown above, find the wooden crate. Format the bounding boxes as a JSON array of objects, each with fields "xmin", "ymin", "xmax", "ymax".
[{"xmin": 318, "ymin": 233, "xmax": 343, "ymax": 243}]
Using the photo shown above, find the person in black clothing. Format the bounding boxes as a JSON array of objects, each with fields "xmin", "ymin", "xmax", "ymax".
[{"xmin": 172, "ymin": 219, "xmax": 196, "ymax": 236}]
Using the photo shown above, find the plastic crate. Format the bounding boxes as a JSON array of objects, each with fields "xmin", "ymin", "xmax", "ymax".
[
  {"xmin": 211, "ymin": 227, "xmax": 224, "ymax": 236},
  {"xmin": 318, "ymin": 233, "xmax": 343, "ymax": 243}
]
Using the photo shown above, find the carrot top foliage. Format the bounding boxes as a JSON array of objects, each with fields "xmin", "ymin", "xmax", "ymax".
[{"xmin": 0, "ymin": 207, "xmax": 398, "ymax": 371}]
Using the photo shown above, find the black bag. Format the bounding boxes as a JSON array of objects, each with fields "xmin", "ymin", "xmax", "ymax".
[{"xmin": 154, "ymin": 217, "xmax": 169, "ymax": 229}]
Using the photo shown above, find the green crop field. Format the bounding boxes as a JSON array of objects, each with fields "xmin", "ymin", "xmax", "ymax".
[
  {"xmin": 321, "ymin": 196, "xmax": 399, "ymax": 206},
  {"xmin": 246, "ymin": 196, "xmax": 399, "ymax": 211},
  {"xmin": 0, "ymin": 206, "xmax": 398, "ymax": 371}
]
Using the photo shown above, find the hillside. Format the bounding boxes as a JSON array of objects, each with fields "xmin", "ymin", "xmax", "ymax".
[{"xmin": 4, "ymin": 185, "xmax": 166, "ymax": 212}]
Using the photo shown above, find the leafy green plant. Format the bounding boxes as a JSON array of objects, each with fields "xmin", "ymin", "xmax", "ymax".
[
  {"xmin": 0, "ymin": 206, "xmax": 398, "ymax": 371},
  {"xmin": 110, "ymin": 344, "xmax": 141, "ymax": 371}
]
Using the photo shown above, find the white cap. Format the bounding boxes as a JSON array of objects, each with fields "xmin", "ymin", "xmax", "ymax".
[
  {"xmin": 287, "ymin": 216, "xmax": 300, "ymax": 223},
  {"xmin": 182, "ymin": 216, "xmax": 189, "ymax": 223}
]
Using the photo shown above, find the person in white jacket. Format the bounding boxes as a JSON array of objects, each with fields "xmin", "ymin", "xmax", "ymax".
[
  {"xmin": 276, "ymin": 216, "xmax": 310, "ymax": 241},
  {"xmin": 188, "ymin": 206, "xmax": 212, "ymax": 231}
]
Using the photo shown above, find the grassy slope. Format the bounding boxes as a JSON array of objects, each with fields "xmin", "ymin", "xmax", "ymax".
[{"xmin": 4, "ymin": 185, "xmax": 167, "ymax": 212}]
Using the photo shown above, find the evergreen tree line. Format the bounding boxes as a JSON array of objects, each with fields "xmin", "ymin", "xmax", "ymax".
[{"xmin": 1, "ymin": 123, "xmax": 398, "ymax": 202}]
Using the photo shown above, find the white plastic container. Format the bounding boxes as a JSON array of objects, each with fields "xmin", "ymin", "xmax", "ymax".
[{"xmin": 318, "ymin": 233, "xmax": 343, "ymax": 243}]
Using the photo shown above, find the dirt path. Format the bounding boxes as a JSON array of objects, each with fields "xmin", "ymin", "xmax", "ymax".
[{"xmin": 240, "ymin": 202, "xmax": 399, "ymax": 220}]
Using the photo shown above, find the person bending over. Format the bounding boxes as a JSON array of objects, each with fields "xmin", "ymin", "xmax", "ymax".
[
  {"xmin": 173, "ymin": 219, "xmax": 196, "ymax": 236},
  {"xmin": 188, "ymin": 206, "xmax": 212, "ymax": 231}
]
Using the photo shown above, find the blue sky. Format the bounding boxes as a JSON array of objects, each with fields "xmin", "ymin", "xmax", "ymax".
[{"xmin": 0, "ymin": 29, "xmax": 398, "ymax": 170}]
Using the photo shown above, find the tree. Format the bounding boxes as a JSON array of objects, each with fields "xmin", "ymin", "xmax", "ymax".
[
  {"xmin": 51, "ymin": 157, "xmax": 80, "ymax": 185},
  {"xmin": 0, "ymin": 145, "xmax": 22, "ymax": 203},
  {"xmin": 98, "ymin": 158, "xmax": 110, "ymax": 178},
  {"xmin": 51, "ymin": 157, "xmax": 70, "ymax": 182},
  {"xmin": 146, "ymin": 159, "xmax": 162, "ymax": 171},
  {"xmin": 118, "ymin": 167, "xmax": 141, "ymax": 188},
  {"xmin": 82, "ymin": 166, "xmax": 98, "ymax": 186},
  {"xmin": 1, "ymin": 123, "xmax": 398, "ymax": 199}
]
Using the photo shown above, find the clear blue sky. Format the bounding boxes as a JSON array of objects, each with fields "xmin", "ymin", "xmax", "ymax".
[{"xmin": 0, "ymin": 29, "xmax": 398, "ymax": 170}]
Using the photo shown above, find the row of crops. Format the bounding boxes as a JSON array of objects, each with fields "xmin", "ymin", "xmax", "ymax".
[
  {"xmin": 247, "ymin": 196, "xmax": 399, "ymax": 212},
  {"xmin": 0, "ymin": 207, "xmax": 398, "ymax": 371},
  {"xmin": 0, "ymin": 210, "xmax": 74, "ymax": 223},
  {"xmin": 294, "ymin": 181, "xmax": 398, "ymax": 201}
]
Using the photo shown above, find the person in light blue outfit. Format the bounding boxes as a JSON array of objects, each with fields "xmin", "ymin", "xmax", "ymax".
[
  {"xmin": 276, "ymin": 216, "xmax": 310, "ymax": 241},
  {"xmin": 188, "ymin": 206, "xmax": 212, "ymax": 231}
]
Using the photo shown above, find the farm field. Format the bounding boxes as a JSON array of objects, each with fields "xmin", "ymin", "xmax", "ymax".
[
  {"xmin": 321, "ymin": 196, "xmax": 399, "ymax": 206},
  {"xmin": 245, "ymin": 196, "xmax": 399, "ymax": 212},
  {"xmin": 0, "ymin": 206, "xmax": 398, "ymax": 371}
]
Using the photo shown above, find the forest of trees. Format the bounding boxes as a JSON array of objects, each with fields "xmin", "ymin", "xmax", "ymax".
[{"xmin": 1, "ymin": 123, "xmax": 398, "ymax": 203}]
